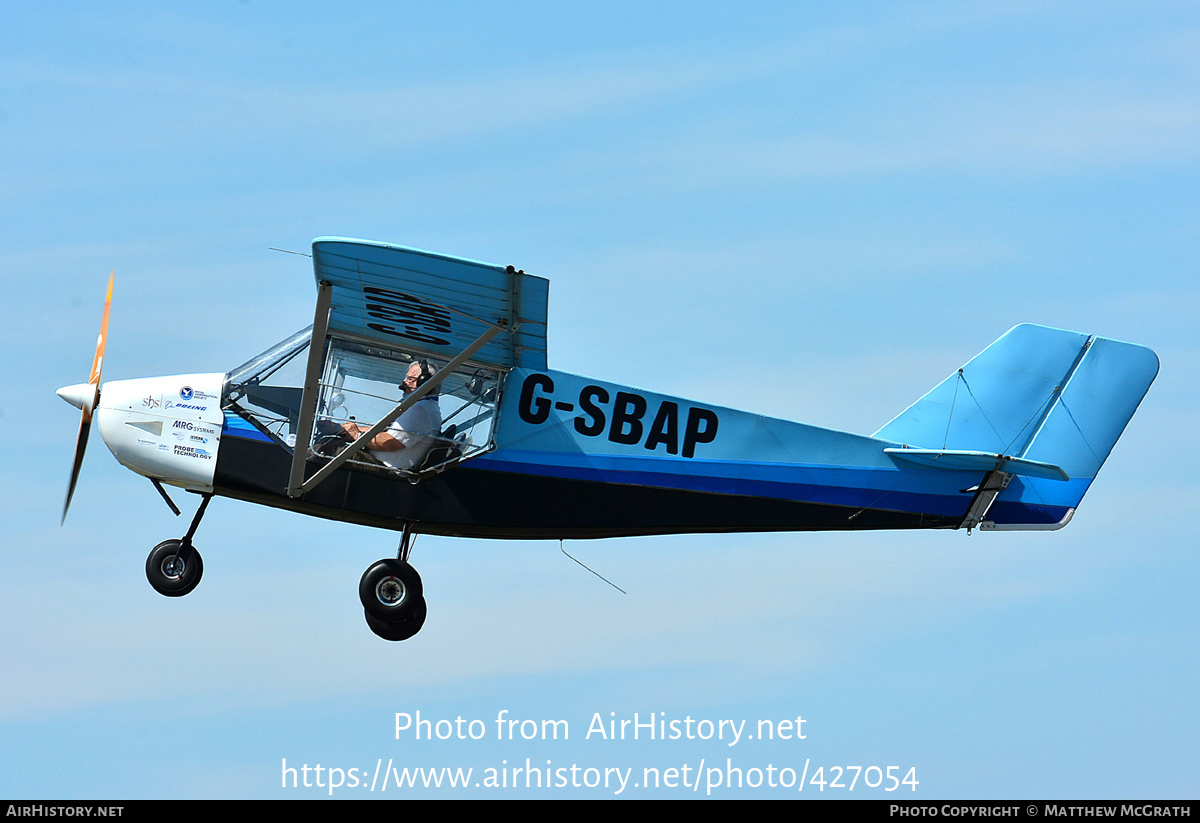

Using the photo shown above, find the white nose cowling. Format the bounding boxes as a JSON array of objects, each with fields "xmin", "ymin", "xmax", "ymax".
[
  {"xmin": 57, "ymin": 382, "xmax": 98, "ymax": 413},
  {"xmin": 92, "ymin": 374, "xmax": 225, "ymax": 492}
]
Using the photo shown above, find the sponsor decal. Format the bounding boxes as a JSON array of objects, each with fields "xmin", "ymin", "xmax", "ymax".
[
  {"xmin": 173, "ymin": 444, "xmax": 213, "ymax": 460},
  {"xmin": 141, "ymin": 395, "xmax": 160, "ymax": 409},
  {"xmin": 179, "ymin": 386, "xmax": 218, "ymax": 401},
  {"xmin": 172, "ymin": 420, "xmax": 217, "ymax": 435},
  {"xmin": 166, "ymin": 401, "xmax": 207, "ymax": 411}
]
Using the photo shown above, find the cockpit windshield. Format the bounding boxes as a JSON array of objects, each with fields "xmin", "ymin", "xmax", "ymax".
[
  {"xmin": 223, "ymin": 329, "xmax": 504, "ymax": 478},
  {"xmin": 223, "ymin": 328, "xmax": 312, "ymax": 439}
]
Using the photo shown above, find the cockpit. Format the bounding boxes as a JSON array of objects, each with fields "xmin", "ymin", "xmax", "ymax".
[{"xmin": 222, "ymin": 327, "xmax": 504, "ymax": 479}]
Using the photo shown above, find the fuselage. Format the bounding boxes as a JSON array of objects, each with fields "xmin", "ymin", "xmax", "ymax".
[{"xmin": 86, "ymin": 366, "xmax": 1072, "ymax": 540}]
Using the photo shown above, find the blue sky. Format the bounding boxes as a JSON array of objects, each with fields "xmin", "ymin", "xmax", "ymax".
[{"xmin": 2, "ymin": 1, "xmax": 1197, "ymax": 798}]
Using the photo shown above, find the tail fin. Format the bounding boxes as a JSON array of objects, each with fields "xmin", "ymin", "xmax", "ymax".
[{"xmin": 875, "ymin": 324, "xmax": 1158, "ymax": 528}]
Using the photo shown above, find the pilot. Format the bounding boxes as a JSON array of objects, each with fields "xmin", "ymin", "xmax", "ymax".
[{"xmin": 341, "ymin": 359, "xmax": 442, "ymax": 471}]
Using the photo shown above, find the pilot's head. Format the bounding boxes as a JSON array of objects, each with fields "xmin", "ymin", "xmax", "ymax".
[{"xmin": 401, "ymin": 359, "xmax": 438, "ymax": 395}]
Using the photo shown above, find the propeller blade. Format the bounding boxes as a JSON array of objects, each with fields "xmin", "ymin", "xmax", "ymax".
[
  {"xmin": 88, "ymin": 270, "xmax": 114, "ymax": 394},
  {"xmin": 62, "ymin": 271, "xmax": 114, "ymax": 524},
  {"xmin": 62, "ymin": 415, "xmax": 91, "ymax": 524}
]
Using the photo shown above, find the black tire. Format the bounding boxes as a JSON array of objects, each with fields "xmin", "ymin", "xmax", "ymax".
[
  {"xmin": 359, "ymin": 559, "xmax": 423, "ymax": 622},
  {"xmin": 146, "ymin": 540, "xmax": 203, "ymax": 597},
  {"xmin": 364, "ymin": 598, "xmax": 427, "ymax": 641}
]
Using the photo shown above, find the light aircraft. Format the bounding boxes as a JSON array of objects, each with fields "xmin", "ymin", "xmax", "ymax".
[{"xmin": 58, "ymin": 238, "xmax": 1160, "ymax": 641}]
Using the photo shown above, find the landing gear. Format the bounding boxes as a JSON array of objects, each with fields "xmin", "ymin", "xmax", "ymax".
[
  {"xmin": 145, "ymin": 492, "xmax": 211, "ymax": 598},
  {"xmin": 364, "ymin": 598, "xmax": 427, "ymax": 641},
  {"xmin": 146, "ymin": 539, "xmax": 203, "ymax": 596},
  {"xmin": 360, "ymin": 522, "xmax": 427, "ymax": 641},
  {"xmin": 360, "ymin": 558, "xmax": 423, "ymax": 621}
]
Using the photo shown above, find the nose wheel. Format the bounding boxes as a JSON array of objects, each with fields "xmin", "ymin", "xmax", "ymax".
[
  {"xmin": 145, "ymin": 492, "xmax": 210, "ymax": 598},
  {"xmin": 146, "ymin": 539, "xmax": 204, "ymax": 596},
  {"xmin": 360, "ymin": 522, "xmax": 427, "ymax": 641}
]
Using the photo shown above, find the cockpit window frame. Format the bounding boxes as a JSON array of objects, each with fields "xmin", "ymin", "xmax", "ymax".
[{"xmin": 222, "ymin": 326, "xmax": 507, "ymax": 482}]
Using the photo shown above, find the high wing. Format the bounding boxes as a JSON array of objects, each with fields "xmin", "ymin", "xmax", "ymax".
[{"xmin": 312, "ymin": 237, "xmax": 548, "ymax": 370}]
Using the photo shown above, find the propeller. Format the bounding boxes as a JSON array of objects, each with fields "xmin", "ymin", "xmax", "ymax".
[{"xmin": 58, "ymin": 270, "xmax": 113, "ymax": 523}]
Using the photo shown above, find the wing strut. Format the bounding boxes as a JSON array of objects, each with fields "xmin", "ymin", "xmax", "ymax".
[
  {"xmin": 287, "ymin": 320, "xmax": 506, "ymax": 498},
  {"xmin": 286, "ymin": 281, "xmax": 333, "ymax": 498}
]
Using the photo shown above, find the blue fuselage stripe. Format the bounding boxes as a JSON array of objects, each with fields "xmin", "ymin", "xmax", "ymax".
[
  {"xmin": 474, "ymin": 450, "xmax": 957, "ymax": 515},
  {"xmin": 221, "ymin": 411, "xmax": 273, "ymax": 442},
  {"xmin": 470, "ymin": 449, "xmax": 1079, "ymax": 524}
]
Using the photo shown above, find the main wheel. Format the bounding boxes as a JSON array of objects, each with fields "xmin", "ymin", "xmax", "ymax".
[
  {"xmin": 146, "ymin": 540, "xmax": 203, "ymax": 597},
  {"xmin": 359, "ymin": 559, "xmax": 423, "ymax": 622},
  {"xmin": 364, "ymin": 597, "xmax": 428, "ymax": 642}
]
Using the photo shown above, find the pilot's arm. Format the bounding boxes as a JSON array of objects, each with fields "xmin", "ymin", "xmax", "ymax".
[{"xmin": 341, "ymin": 421, "xmax": 405, "ymax": 452}]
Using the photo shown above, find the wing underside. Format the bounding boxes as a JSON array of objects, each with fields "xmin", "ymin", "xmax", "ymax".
[{"xmin": 311, "ymin": 237, "xmax": 549, "ymax": 370}]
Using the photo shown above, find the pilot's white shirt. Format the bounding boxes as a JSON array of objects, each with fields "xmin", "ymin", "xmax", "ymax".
[{"xmin": 371, "ymin": 396, "xmax": 442, "ymax": 471}]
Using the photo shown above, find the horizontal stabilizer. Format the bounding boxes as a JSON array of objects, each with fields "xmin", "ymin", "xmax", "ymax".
[{"xmin": 883, "ymin": 448, "xmax": 1069, "ymax": 481}]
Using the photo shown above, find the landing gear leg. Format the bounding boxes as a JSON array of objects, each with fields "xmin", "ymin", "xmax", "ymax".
[
  {"xmin": 146, "ymin": 493, "xmax": 211, "ymax": 597},
  {"xmin": 360, "ymin": 522, "xmax": 427, "ymax": 641}
]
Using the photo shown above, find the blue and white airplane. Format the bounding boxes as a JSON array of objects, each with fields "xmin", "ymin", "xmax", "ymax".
[{"xmin": 58, "ymin": 238, "xmax": 1160, "ymax": 640}]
